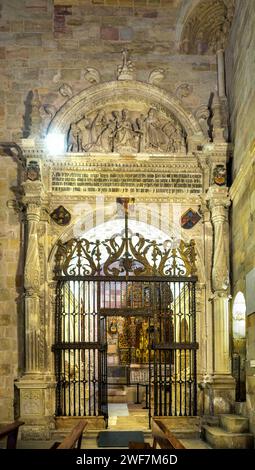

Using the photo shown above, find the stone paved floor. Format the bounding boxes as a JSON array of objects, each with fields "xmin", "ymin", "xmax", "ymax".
[{"xmin": 14, "ymin": 403, "xmax": 211, "ymax": 449}]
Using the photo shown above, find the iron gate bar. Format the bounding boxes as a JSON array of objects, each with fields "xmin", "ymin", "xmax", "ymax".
[
  {"xmin": 54, "ymin": 277, "xmax": 197, "ymax": 421},
  {"xmin": 154, "ymin": 343, "xmax": 199, "ymax": 350},
  {"xmin": 99, "ymin": 308, "xmax": 154, "ymax": 316},
  {"xmin": 54, "ymin": 275, "xmax": 198, "ymax": 283},
  {"xmin": 52, "ymin": 342, "xmax": 101, "ymax": 350}
]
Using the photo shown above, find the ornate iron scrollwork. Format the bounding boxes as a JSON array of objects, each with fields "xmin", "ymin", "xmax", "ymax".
[{"xmin": 54, "ymin": 231, "xmax": 197, "ymax": 278}]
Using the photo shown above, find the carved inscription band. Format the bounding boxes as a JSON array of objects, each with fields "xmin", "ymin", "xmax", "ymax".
[{"xmin": 52, "ymin": 170, "xmax": 202, "ymax": 195}]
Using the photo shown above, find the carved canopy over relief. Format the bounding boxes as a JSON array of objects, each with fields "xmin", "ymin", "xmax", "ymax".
[
  {"xmin": 67, "ymin": 107, "xmax": 186, "ymax": 154},
  {"xmin": 47, "ymin": 81, "xmax": 205, "ymax": 155}
]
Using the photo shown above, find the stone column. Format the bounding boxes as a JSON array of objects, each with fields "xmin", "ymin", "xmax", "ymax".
[
  {"xmin": 216, "ymin": 48, "xmax": 226, "ymax": 98},
  {"xmin": 24, "ymin": 202, "xmax": 41, "ymax": 373},
  {"xmin": 16, "ymin": 179, "xmax": 55, "ymax": 440},
  {"xmin": 207, "ymin": 187, "xmax": 235, "ymax": 414}
]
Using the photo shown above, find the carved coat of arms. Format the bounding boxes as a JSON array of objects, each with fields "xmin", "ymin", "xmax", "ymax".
[
  {"xmin": 213, "ymin": 164, "xmax": 226, "ymax": 186},
  {"xmin": 181, "ymin": 209, "xmax": 201, "ymax": 229},
  {"xmin": 50, "ymin": 205, "xmax": 71, "ymax": 226},
  {"xmin": 27, "ymin": 160, "xmax": 41, "ymax": 181}
]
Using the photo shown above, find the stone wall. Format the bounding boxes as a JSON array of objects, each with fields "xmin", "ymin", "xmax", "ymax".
[
  {"xmin": 0, "ymin": 0, "xmax": 217, "ymax": 143},
  {"xmin": 226, "ymin": 0, "xmax": 255, "ymax": 434},
  {"xmin": 0, "ymin": 154, "xmax": 23, "ymax": 422}
]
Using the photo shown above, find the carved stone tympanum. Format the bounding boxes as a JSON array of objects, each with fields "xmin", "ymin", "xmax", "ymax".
[{"xmin": 67, "ymin": 107, "xmax": 186, "ymax": 154}]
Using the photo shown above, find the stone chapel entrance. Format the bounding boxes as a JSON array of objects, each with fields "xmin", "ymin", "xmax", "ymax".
[
  {"xmin": 16, "ymin": 68, "xmax": 236, "ymax": 439},
  {"xmin": 52, "ymin": 205, "xmax": 198, "ymax": 426}
]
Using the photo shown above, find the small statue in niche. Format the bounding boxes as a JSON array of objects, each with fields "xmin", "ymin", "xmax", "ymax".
[
  {"xmin": 213, "ymin": 164, "xmax": 227, "ymax": 186},
  {"xmin": 26, "ymin": 160, "xmax": 41, "ymax": 181}
]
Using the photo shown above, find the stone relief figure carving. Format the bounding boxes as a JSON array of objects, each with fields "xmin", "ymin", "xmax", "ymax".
[
  {"xmin": 163, "ymin": 119, "xmax": 186, "ymax": 153},
  {"xmin": 67, "ymin": 114, "xmax": 91, "ymax": 152},
  {"xmin": 143, "ymin": 107, "xmax": 168, "ymax": 151},
  {"xmin": 108, "ymin": 111, "xmax": 120, "ymax": 152},
  {"xmin": 86, "ymin": 110, "xmax": 108, "ymax": 151},
  {"xmin": 67, "ymin": 107, "xmax": 187, "ymax": 154},
  {"xmin": 114, "ymin": 109, "xmax": 137, "ymax": 152}
]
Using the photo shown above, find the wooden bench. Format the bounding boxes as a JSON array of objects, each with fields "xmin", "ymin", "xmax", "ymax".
[
  {"xmin": 128, "ymin": 419, "xmax": 186, "ymax": 450},
  {"xmin": 0, "ymin": 420, "xmax": 24, "ymax": 449},
  {"xmin": 151, "ymin": 419, "xmax": 185, "ymax": 449},
  {"xmin": 53, "ymin": 420, "xmax": 88, "ymax": 449}
]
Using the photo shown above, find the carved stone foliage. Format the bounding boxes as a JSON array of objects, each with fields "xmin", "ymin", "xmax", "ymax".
[
  {"xmin": 195, "ymin": 104, "xmax": 210, "ymax": 140},
  {"xmin": 59, "ymin": 83, "xmax": 73, "ymax": 98},
  {"xmin": 180, "ymin": 0, "xmax": 235, "ymax": 54},
  {"xmin": 21, "ymin": 390, "xmax": 43, "ymax": 415},
  {"xmin": 84, "ymin": 67, "xmax": 101, "ymax": 84},
  {"xmin": 67, "ymin": 107, "xmax": 187, "ymax": 154},
  {"xmin": 175, "ymin": 83, "xmax": 193, "ymax": 100},
  {"xmin": 148, "ymin": 69, "xmax": 165, "ymax": 85}
]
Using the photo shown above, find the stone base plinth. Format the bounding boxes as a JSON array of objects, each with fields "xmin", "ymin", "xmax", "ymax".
[
  {"xmin": 15, "ymin": 374, "xmax": 56, "ymax": 440},
  {"xmin": 203, "ymin": 374, "xmax": 236, "ymax": 415}
]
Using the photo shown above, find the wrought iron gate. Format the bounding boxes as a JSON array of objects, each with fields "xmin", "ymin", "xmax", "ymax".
[{"xmin": 53, "ymin": 211, "xmax": 198, "ymax": 423}]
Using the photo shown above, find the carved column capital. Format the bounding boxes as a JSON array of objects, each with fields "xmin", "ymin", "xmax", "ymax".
[
  {"xmin": 26, "ymin": 202, "xmax": 41, "ymax": 221},
  {"xmin": 206, "ymin": 187, "xmax": 231, "ymax": 212}
]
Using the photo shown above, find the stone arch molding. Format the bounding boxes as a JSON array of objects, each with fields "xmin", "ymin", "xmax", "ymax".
[{"xmin": 47, "ymin": 80, "xmax": 205, "ymax": 154}]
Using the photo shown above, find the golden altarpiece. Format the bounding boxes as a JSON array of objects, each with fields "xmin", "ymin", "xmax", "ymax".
[{"xmin": 14, "ymin": 54, "xmax": 235, "ymax": 439}]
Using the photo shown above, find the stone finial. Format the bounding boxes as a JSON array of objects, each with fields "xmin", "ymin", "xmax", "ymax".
[
  {"xmin": 30, "ymin": 89, "xmax": 43, "ymax": 138},
  {"xmin": 117, "ymin": 49, "xmax": 134, "ymax": 81}
]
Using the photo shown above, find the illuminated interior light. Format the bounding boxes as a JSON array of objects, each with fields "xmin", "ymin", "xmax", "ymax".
[{"xmin": 45, "ymin": 132, "xmax": 65, "ymax": 155}]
